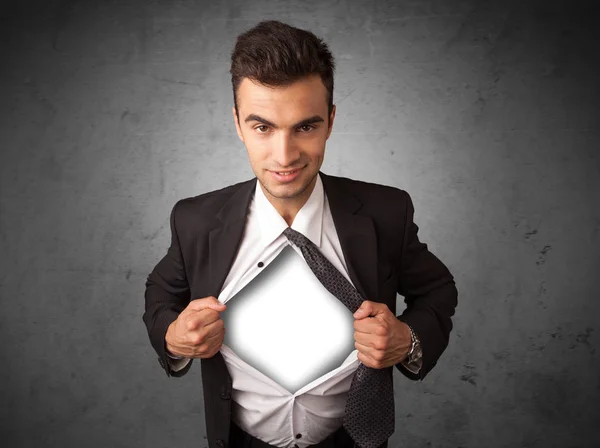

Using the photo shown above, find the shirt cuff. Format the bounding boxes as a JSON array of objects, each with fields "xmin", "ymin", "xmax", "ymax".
[
  {"xmin": 400, "ymin": 355, "xmax": 423, "ymax": 374},
  {"xmin": 165, "ymin": 342, "xmax": 190, "ymax": 372},
  {"xmin": 166, "ymin": 350, "xmax": 184, "ymax": 360},
  {"xmin": 168, "ymin": 357, "xmax": 192, "ymax": 372}
]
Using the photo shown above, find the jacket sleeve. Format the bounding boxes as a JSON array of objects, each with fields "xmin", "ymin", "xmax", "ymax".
[
  {"xmin": 143, "ymin": 200, "xmax": 194, "ymax": 377},
  {"xmin": 394, "ymin": 190, "xmax": 458, "ymax": 381}
]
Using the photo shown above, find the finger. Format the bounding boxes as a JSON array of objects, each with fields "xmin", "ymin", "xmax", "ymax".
[
  {"xmin": 353, "ymin": 330, "xmax": 381, "ymax": 349},
  {"xmin": 353, "ymin": 300, "xmax": 388, "ymax": 319},
  {"xmin": 186, "ymin": 308, "xmax": 223, "ymax": 331},
  {"xmin": 188, "ymin": 296, "xmax": 227, "ymax": 311},
  {"xmin": 196, "ymin": 319, "xmax": 225, "ymax": 343},
  {"xmin": 356, "ymin": 340, "xmax": 386, "ymax": 363},
  {"xmin": 353, "ymin": 315, "xmax": 385, "ymax": 335},
  {"xmin": 185, "ymin": 318, "xmax": 221, "ymax": 346},
  {"xmin": 202, "ymin": 323, "xmax": 226, "ymax": 342},
  {"xmin": 356, "ymin": 345, "xmax": 379, "ymax": 368},
  {"xmin": 353, "ymin": 301, "xmax": 375, "ymax": 318},
  {"xmin": 354, "ymin": 339, "xmax": 373, "ymax": 354},
  {"xmin": 187, "ymin": 296, "xmax": 227, "ymax": 312}
]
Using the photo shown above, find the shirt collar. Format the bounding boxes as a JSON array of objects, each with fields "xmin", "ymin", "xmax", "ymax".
[{"xmin": 254, "ymin": 172, "xmax": 324, "ymax": 248}]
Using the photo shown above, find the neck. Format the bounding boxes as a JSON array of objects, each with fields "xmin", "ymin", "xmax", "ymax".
[{"xmin": 260, "ymin": 175, "xmax": 318, "ymax": 227}]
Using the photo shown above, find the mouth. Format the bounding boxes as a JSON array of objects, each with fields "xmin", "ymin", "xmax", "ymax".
[
  {"xmin": 273, "ymin": 169, "xmax": 299, "ymax": 175},
  {"xmin": 269, "ymin": 166, "xmax": 304, "ymax": 182}
]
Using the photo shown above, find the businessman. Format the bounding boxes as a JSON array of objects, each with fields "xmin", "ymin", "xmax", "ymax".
[{"xmin": 143, "ymin": 20, "xmax": 458, "ymax": 448}]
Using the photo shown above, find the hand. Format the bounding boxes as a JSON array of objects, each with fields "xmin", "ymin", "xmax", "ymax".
[
  {"xmin": 353, "ymin": 300, "xmax": 412, "ymax": 369},
  {"xmin": 165, "ymin": 296, "xmax": 227, "ymax": 359}
]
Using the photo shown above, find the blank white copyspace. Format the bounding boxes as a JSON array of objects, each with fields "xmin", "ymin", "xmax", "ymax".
[{"xmin": 220, "ymin": 245, "xmax": 356, "ymax": 393}]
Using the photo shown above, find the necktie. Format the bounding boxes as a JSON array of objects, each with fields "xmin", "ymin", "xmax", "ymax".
[{"xmin": 283, "ymin": 227, "xmax": 394, "ymax": 448}]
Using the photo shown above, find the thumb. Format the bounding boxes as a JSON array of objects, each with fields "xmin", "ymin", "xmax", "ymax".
[
  {"xmin": 187, "ymin": 296, "xmax": 227, "ymax": 312},
  {"xmin": 353, "ymin": 301, "xmax": 372, "ymax": 318}
]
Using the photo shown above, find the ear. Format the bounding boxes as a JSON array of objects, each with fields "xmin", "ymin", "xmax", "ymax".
[
  {"xmin": 326, "ymin": 104, "xmax": 336, "ymax": 140},
  {"xmin": 232, "ymin": 106, "xmax": 244, "ymax": 142}
]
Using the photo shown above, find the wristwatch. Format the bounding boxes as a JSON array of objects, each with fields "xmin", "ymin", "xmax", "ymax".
[{"xmin": 405, "ymin": 324, "xmax": 422, "ymax": 364}]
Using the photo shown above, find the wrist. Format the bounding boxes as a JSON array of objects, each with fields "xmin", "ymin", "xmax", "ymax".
[
  {"xmin": 165, "ymin": 322, "xmax": 184, "ymax": 359},
  {"xmin": 165, "ymin": 341, "xmax": 184, "ymax": 360}
]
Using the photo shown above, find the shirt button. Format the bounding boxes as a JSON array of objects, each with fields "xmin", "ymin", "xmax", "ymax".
[
  {"xmin": 295, "ymin": 433, "xmax": 302, "ymax": 439},
  {"xmin": 258, "ymin": 261, "xmax": 264, "ymax": 267}
]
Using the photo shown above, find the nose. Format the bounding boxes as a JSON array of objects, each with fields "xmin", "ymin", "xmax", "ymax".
[{"xmin": 272, "ymin": 131, "xmax": 300, "ymax": 168}]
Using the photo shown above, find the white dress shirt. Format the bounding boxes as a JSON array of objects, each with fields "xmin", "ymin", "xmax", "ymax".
[{"xmin": 169, "ymin": 173, "xmax": 419, "ymax": 447}]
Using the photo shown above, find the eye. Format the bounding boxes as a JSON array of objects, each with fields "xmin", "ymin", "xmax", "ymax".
[
  {"xmin": 298, "ymin": 125, "xmax": 315, "ymax": 132},
  {"xmin": 255, "ymin": 125, "xmax": 269, "ymax": 133}
]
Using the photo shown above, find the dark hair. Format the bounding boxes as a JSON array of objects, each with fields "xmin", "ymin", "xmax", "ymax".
[{"xmin": 230, "ymin": 20, "xmax": 335, "ymax": 124}]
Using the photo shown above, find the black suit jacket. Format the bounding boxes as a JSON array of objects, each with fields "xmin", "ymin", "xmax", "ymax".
[{"xmin": 143, "ymin": 171, "xmax": 458, "ymax": 448}]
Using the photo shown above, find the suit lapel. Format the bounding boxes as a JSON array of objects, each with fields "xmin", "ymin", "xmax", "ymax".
[
  {"xmin": 207, "ymin": 171, "xmax": 378, "ymax": 303},
  {"xmin": 208, "ymin": 178, "xmax": 257, "ymax": 297},
  {"xmin": 320, "ymin": 171, "xmax": 379, "ymax": 303}
]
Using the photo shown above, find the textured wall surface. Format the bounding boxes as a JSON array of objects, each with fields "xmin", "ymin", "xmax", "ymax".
[{"xmin": 1, "ymin": 0, "xmax": 599, "ymax": 447}]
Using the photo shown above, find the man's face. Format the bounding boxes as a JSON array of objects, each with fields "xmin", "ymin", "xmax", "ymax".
[{"xmin": 232, "ymin": 74, "xmax": 336, "ymax": 205}]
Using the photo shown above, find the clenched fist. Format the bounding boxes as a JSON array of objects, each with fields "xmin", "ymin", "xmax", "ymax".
[{"xmin": 165, "ymin": 296, "xmax": 227, "ymax": 359}]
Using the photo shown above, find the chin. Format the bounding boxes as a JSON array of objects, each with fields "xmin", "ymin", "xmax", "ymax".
[
  {"xmin": 265, "ymin": 183, "xmax": 305, "ymax": 199},
  {"xmin": 261, "ymin": 173, "xmax": 313, "ymax": 199}
]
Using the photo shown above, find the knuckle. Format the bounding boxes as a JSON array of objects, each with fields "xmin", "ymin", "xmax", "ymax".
[
  {"xmin": 375, "ymin": 326, "xmax": 387, "ymax": 337},
  {"xmin": 190, "ymin": 334, "xmax": 203, "ymax": 346}
]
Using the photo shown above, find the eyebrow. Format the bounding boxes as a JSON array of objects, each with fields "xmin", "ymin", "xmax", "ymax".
[{"xmin": 244, "ymin": 114, "xmax": 325, "ymax": 129}]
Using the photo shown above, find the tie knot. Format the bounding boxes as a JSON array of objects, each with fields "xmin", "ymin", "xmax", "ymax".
[{"xmin": 283, "ymin": 227, "xmax": 309, "ymax": 248}]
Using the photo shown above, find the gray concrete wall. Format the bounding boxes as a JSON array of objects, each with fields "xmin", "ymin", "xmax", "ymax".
[{"xmin": 1, "ymin": 0, "xmax": 598, "ymax": 447}]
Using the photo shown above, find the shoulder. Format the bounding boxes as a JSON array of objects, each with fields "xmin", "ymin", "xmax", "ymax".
[
  {"xmin": 322, "ymin": 172, "xmax": 410, "ymax": 210},
  {"xmin": 171, "ymin": 177, "xmax": 255, "ymax": 223},
  {"xmin": 322, "ymin": 173, "xmax": 414, "ymax": 250}
]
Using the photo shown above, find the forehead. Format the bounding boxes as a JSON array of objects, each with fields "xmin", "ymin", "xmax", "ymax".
[{"xmin": 237, "ymin": 75, "xmax": 327, "ymax": 117}]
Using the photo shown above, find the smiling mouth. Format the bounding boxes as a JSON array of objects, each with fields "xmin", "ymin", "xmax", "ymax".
[{"xmin": 270, "ymin": 166, "xmax": 304, "ymax": 175}]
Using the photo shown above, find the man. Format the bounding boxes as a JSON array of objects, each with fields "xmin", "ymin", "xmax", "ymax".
[{"xmin": 144, "ymin": 20, "xmax": 458, "ymax": 448}]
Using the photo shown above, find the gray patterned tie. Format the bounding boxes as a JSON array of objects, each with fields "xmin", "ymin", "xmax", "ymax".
[{"xmin": 283, "ymin": 227, "xmax": 394, "ymax": 448}]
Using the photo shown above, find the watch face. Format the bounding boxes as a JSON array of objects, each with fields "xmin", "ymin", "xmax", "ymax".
[
  {"xmin": 406, "ymin": 326, "xmax": 421, "ymax": 362},
  {"xmin": 411, "ymin": 342, "xmax": 422, "ymax": 362}
]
